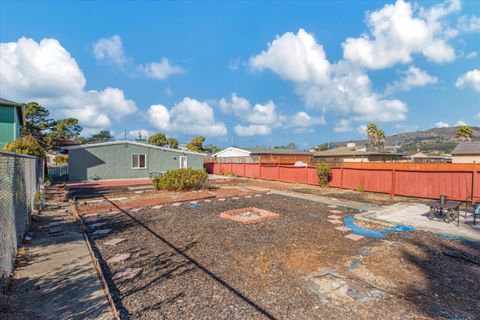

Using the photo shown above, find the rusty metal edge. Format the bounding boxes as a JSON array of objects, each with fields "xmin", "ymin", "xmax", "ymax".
[{"xmin": 70, "ymin": 201, "xmax": 122, "ymax": 320}]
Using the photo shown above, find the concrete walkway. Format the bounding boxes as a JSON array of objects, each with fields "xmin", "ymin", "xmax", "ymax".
[
  {"xmin": 365, "ymin": 203, "xmax": 480, "ymax": 241},
  {"xmin": 6, "ymin": 187, "xmax": 112, "ymax": 320},
  {"xmin": 239, "ymin": 185, "xmax": 381, "ymax": 212}
]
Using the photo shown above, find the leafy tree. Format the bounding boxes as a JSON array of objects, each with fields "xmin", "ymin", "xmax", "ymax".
[
  {"xmin": 21, "ymin": 102, "xmax": 54, "ymax": 147},
  {"xmin": 366, "ymin": 122, "xmax": 386, "ymax": 152},
  {"xmin": 203, "ymin": 143, "xmax": 221, "ymax": 153},
  {"xmin": 88, "ymin": 130, "xmax": 113, "ymax": 143},
  {"xmin": 148, "ymin": 133, "xmax": 168, "ymax": 146},
  {"xmin": 3, "ymin": 135, "xmax": 45, "ymax": 157},
  {"xmin": 54, "ymin": 154, "xmax": 68, "ymax": 166},
  {"xmin": 46, "ymin": 118, "xmax": 82, "ymax": 148},
  {"xmin": 186, "ymin": 135, "xmax": 205, "ymax": 152},
  {"xmin": 455, "ymin": 125, "xmax": 473, "ymax": 142},
  {"xmin": 167, "ymin": 138, "xmax": 179, "ymax": 149}
]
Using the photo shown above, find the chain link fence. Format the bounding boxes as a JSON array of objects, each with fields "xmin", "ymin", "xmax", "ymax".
[{"xmin": 0, "ymin": 151, "xmax": 44, "ymax": 282}]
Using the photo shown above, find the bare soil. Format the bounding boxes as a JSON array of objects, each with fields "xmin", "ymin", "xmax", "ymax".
[
  {"xmin": 80, "ymin": 193, "xmax": 480, "ymax": 320},
  {"xmin": 214, "ymin": 177, "xmax": 431, "ymax": 206}
]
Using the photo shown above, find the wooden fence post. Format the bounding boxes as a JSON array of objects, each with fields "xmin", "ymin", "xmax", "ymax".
[
  {"xmin": 340, "ymin": 167, "xmax": 344, "ymax": 189},
  {"xmin": 243, "ymin": 163, "xmax": 246, "ymax": 177},
  {"xmin": 390, "ymin": 169, "xmax": 396, "ymax": 197},
  {"xmin": 472, "ymin": 169, "xmax": 478, "ymax": 201},
  {"xmin": 258, "ymin": 163, "xmax": 262, "ymax": 179},
  {"xmin": 277, "ymin": 164, "xmax": 281, "ymax": 181},
  {"xmin": 304, "ymin": 166, "xmax": 308, "ymax": 184}
]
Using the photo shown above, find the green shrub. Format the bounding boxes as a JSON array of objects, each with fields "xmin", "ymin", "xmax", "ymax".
[
  {"xmin": 225, "ymin": 171, "xmax": 235, "ymax": 177},
  {"xmin": 316, "ymin": 162, "xmax": 331, "ymax": 187},
  {"xmin": 356, "ymin": 183, "xmax": 365, "ymax": 193},
  {"xmin": 152, "ymin": 168, "xmax": 208, "ymax": 191}
]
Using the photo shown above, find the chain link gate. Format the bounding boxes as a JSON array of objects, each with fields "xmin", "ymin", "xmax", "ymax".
[{"xmin": 0, "ymin": 151, "xmax": 44, "ymax": 283}]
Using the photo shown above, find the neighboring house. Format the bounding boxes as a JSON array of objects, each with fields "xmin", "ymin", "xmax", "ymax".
[
  {"xmin": 313, "ymin": 143, "xmax": 403, "ymax": 164},
  {"xmin": 451, "ymin": 142, "xmax": 480, "ymax": 163},
  {"xmin": 406, "ymin": 151, "xmax": 452, "ymax": 163},
  {"xmin": 0, "ymin": 98, "xmax": 25, "ymax": 147},
  {"xmin": 211, "ymin": 146, "xmax": 312, "ymax": 164},
  {"xmin": 65, "ymin": 141, "xmax": 206, "ymax": 181}
]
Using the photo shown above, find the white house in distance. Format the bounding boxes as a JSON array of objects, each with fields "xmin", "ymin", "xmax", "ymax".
[
  {"xmin": 211, "ymin": 147, "xmax": 312, "ymax": 164},
  {"xmin": 451, "ymin": 142, "xmax": 480, "ymax": 163}
]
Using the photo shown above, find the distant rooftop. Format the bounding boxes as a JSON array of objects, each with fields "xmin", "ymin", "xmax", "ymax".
[
  {"xmin": 243, "ymin": 147, "xmax": 312, "ymax": 155},
  {"xmin": 314, "ymin": 145, "xmax": 401, "ymax": 157},
  {"xmin": 452, "ymin": 142, "xmax": 480, "ymax": 155}
]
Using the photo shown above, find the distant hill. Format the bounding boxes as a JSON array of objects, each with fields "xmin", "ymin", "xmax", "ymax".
[{"xmin": 320, "ymin": 126, "xmax": 480, "ymax": 154}]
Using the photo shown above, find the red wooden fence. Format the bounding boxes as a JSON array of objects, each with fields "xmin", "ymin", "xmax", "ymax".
[{"xmin": 204, "ymin": 162, "xmax": 480, "ymax": 201}]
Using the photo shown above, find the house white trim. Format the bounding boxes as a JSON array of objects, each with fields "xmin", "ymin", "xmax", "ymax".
[{"xmin": 211, "ymin": 147, "xmax": 251, "ymax": 158}]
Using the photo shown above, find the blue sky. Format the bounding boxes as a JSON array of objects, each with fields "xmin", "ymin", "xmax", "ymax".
[{"xmin": 1, "ymin": 0, "xmax": 479, "ymax": 148}]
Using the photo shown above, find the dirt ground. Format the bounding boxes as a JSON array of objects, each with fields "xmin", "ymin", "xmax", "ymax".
[
  {"xmin": 214, "ymin": 177, "xmax": 431, "ymax": 206},
  {"xmin": 78, "ymin": 192, "xmax": 480, "ymax": 320}
]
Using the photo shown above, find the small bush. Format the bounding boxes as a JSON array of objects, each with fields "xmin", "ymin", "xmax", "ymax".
[
  {"xmin": 316, "ymin": 162, "xmax": 331, "ymax": 187},
  {"xmin": 152, "ymin": 168, "xmax": 208, "ymax": 191},
  {"xmin": 225, "ymin": 171, "xmax": 235, "ymax": 177},
  {"xmin": 356, "ymin": 183, "xmax": 365, "ymax": 193}
]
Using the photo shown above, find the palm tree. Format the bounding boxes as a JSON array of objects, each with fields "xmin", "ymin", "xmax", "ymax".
[{"xmin": 455, "ymin": 125, "xmax": 473, "ymax": 142}]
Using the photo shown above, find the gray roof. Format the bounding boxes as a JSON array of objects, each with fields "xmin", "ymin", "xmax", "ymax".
[
  {"xmin": 314, "ymin": 146, "xmax": 402, "ymax": 157},
  {"xmin": 244, "ymin": 148, "xmax": 312, "ymax": 155},
  {"xmin": 452, "ymin": 142, "xmax": 480, "ymax": 155},
  {"xmin": 0, "ymin": 98, "xmax": 23, "ymax": 107}
]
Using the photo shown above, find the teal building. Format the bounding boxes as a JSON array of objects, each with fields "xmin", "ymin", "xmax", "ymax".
[{"xmin": 0, "ymin": 98, "xmax": 25, "ymax": 147}]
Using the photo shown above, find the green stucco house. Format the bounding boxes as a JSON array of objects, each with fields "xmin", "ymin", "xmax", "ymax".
[
  {"xmin": 0, "ymin": 98, "xmax": 25, "ymax": 148},
  {"xmin": 65, "ymin": 140, "xmax": 206, "ymax": 181}
]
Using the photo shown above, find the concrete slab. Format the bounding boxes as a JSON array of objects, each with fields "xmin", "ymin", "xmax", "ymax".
[
  {"xmin": 172, "ymin": 202, "xmax": 182, "ymax": 206},
  {"xmin": 328, "ymin": 219, "xmax": 343, "ymax": 225},
  {"xmin": 366, "ymin": 203, "xmax": 480, "ymax": 241},
  {"xmin": 112, "ymin": 268, "xmax": 143, "ymax": 281},
  {"xmin": 328, "ymin": 215, "xmax": 343, "ymax": 219},
  {"xmin": 107, "ymin": 253, "xmax": 131, "ymax": 264},
  {"xmin": 329, "ymin": 210, "xmax": 344, "ymax": 214},
  {"xmin": 335, "ymin": 226, "xmax": 352, "ymax": 232},
  {"xmin": 103, "ymin": 238, "xmax": 127, "ymax": 246},
  {"xmin": 345, "ymin": 234, "xmax": 365, "ymax": 241},
  {"xmin": 152, "ymin": 205, "xmax": 163, "ymax": 209}
]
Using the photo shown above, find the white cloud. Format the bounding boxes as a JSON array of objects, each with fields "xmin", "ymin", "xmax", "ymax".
[
  {"xmin": 342, "ymin": 0, "xmax": 460, "ymax": 69},
  {"xmin": 435, "ymin": 121, "xmax": 450, "ymax": 128},
  {"xmin": 249, "ymin": 28, "xmax": 330, "ymax": 84},
  {"xmin": 385, "ymin": 66, "xmax": 438, "ymax": 95},
  {"xmin": 466, "ymin": 51, "xmax": 478, "ymax": 59},
  {"xmin": 234, "ymin": 124, "xmax": 271, "ymax": 136},
  {"xmin": 138, "ymin": 58, "xmax": 185, "ymax": 80},
  {"xmin": 457, "ymin": 15, "xmax": 480, "ymax": 32},
  {"xmin": 128, "ymin": 129, "xmax": 151, "ymax": 139},
  {"xmin": 475, "ymin": 113, "xmax": 480, "ymax": 119},
  {"xmin": 288, "ymin": 111, "xmax": 326, "ymax": 129},
  {"xmin": 219, "ymin": 93, "xmax": 251, "ymax": 116},
  {"xmin": 357, "ymin": 125, "xmax": 368, "ymax": 136},
  {"xmin": 93, "ymin": 35, "xmax": 128, "ymax": 68},
  {"xmin": 0, "ymin": 37, "xmax": 137, "ymax": 129},
  {"xmin": 455, "ymin": 120, "xmax": 467, "ymax": 126},
  {"xmin": 246, "ymin": 100, "xmax": 281, "ymax": 125},
  {"xmin": 249, "ymin": 30, "xmax": 408, "ymax": 126},
  {"xmin": 334, "ymin": 119, "xmax": 353, "ymax": 132},
  {"xmin": 148, "ymin": 97, "xmax": 227, "ymax": 136},
  {"xmin": 456, "ymin": 69, "xmax": 480, "ymax": 92}
]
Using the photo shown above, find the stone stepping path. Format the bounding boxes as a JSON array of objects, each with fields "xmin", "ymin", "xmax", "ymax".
[
  {"xmin": 232, "ymin": 197, "xmax": 240, "ymax": 200},
  {"xmin": 328, "ymin": 215, "xmax": 342, "ymax": 220},
  {"xmin": 328, "ymin": 220, "xmax": 343, "ymax": 225},
  {"xmin": 204, "ymin": 199, "xmax": 212, "ymax": 203},
  {"xmin": 344, "ymin": 234, "xmax": 365, "ymax": 241},
  {"xmin": 112, "ymin": 268, "xmax": 143, "ymax": 281},
  {"xmin": 328, "ymin": 205, "xmax": 338, "ymax": 208},
  {"xmin": 92, "ymin": 229, "xmax": 111, "ymax": 236},
  {"xmin": 130, "ymin": 208, "xmax": 142, "ymax": 212},
  {"xmin": 255, "ymin": 194, "xmax": 262, "ymax": 197},
  {"xmin": 107, "ymin": 253, "xmax": 131, "ymax": 264},
  {"xmin": 245, "ymin": 195, "xmax": 252, "ymax": 198},
  {"xmin": 329, "ymin": 210, "xmax": 343, "ymax": 214},
  {"xmin": 152, "ymin": 205, "xmax": 163, "ymax": 209},
  {"xmin": 103, "ymin": 238, "xmax": 127, "ymax": 246},
  {"xmin": 217, "ymin": 198, "xmax": 226, "ymax": 201},
  {"xmin": 172, "ymin": 202, "xmax": 182, "ymax": 207},
  {"xmin": 335, "ymin": 226, "xmax": 352, "ymax": 232}
]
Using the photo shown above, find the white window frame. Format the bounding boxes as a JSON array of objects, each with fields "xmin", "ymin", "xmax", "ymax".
[
  {"xmin": 179, "ymin": 156, "xmax": 188, "ymax": 169},
  {"xmin": 132, "ymin": 153, "xmax": 147, "ymax": 169}
]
